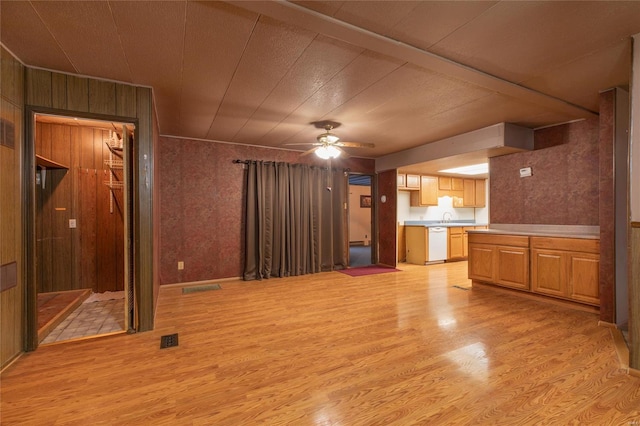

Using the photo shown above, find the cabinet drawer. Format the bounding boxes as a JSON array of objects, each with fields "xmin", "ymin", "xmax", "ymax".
[
  {"xmin": 468, "ymin": 233, "xmax": 529, "ymax": 248},
  {"xmin": 530, "ymin": 237, "xmax": 598, "ymax": 253}
]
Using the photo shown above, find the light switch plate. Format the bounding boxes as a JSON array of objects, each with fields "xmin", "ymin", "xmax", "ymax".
[{"xmin": 69, "ymin": 219, "xmax": 77, "ymax": 228}]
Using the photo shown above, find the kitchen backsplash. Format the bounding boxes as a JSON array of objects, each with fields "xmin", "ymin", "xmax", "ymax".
[{"xmin": 397, "ymin": 191, "xmax": 488, "ymax": 223}]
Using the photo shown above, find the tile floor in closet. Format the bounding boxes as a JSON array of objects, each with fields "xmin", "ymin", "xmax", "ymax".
[{"xmin": 42, "ymin": 293, "xmax": 125, "ymax": 344}]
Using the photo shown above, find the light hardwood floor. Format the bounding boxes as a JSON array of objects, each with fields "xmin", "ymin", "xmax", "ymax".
[{"xmin": 2, "ymin": 262, "xmax": 639, "ymax": 424}]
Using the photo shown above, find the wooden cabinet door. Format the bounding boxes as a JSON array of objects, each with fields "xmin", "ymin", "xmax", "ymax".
[
  {"xmin": 495, "ymin": 246, "xmax": 529, "ymax": 290},
  {"xmin": 462, "ymin": 227, "xmax": 474, "ymax": 257},
  {"xmin": 405, "ymin": 227, "xmax": 428, "ymax": 264},
  {"xmin": 406, "ymin": 174, "xmax": 420, "ymax": 189},
  {"xmin": 569, "ymin": 252, "xmax": 600, "ymax": 305},
  {"xmin": 397, "ymin": 224, "xmax": 406, "ymax": 262},
  {"xmin": 397, "ymin": 173, "xmax": 406, "ymax": 189},
  {"xmin": 452, "ymin": 178, "xmax": 464, "ymax": 191},
  {"xmin": 448, "ymin": 227, "xmax": 464, "ymax": 259},
  {"xmin": 531, "ymin": 249, "xmax": 567, "ymax": 297},
  {"xmin": 438, "ymin": 176, "xmax": 451, "ymax": 190},
  {"xmin": 468, "ymin": 244, "xmax": 495, "ymax": 282},
  {"xmin": 463, "ymin": 179, "xmax": 475, "ymax": 207},
  {"xmin": 475, "ymin": 179, "xmax": 486, "ymax": 207},
  {"xmin": 419, "ymin": 175, "xmax": 438, "ymax": 206}
]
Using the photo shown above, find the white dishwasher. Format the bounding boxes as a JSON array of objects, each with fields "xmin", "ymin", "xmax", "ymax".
[{"xmin": 428, "ymin": 227, "xmax": 448, "ymax": 262}]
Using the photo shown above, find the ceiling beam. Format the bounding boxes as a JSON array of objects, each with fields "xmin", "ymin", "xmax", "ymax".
[{"xmin": 229, "ymin": 1, "xmax": 598, "ymax": 120}]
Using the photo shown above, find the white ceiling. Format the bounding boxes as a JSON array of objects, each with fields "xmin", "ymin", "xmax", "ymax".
[{"xmin": 2, "ymin": 1, "xmax": 638, "ymax": 163}]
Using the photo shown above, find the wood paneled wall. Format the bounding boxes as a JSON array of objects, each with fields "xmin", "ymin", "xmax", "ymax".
[
  {"xmin": 35, "ymin": 122, "xmax": 124, "ymax": 294},
  {"xmin": 1, "ymin": 47, "xmax": 25, "ymax": 369},
  {"xmin": 24, "ymin": 67, "xmax": 155, "ymax": 345},
  {"xmin": 632, "ymin": 224, "xmax": 640, "ymax": 370}
]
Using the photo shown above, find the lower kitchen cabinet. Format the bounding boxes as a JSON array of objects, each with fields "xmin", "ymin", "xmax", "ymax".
[
  {"xmin": 397, "ymin": 224, "xmax": 406, "ymax": 262},
  {"xmin": 448, "ymin": 227, "xmax": 464, "ymax": 260},
  {"xmin": 468, "ymin": 243, "xmax": 495, "ymax": 282},
  {"xmin": 495, "ymin": 245, "xmax": 529, "ymax": 290},
  {"xmin": 468, "ymin": 232, "xmax": 600, "ymax": 307},
  {"xmin": 405, "ymin": 226, "xmax": 428, "ymax": 264},
  {"xmin": 468, "ymin": 233, "xmax": 529, "ymax": 290},
  {"xmin": 531, "ymin": 237, "xmax": 599, "ymax": 306}
]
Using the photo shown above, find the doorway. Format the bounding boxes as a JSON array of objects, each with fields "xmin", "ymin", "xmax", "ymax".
[
  {"xmin": 31, "ymin": 113, "xmax": 134, "ymax": 345},
  {"xmin": 348, "ymin": 174, "xmax": 373, "ymax": 267}
]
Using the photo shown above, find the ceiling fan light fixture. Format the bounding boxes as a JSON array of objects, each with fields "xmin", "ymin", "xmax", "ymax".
[
  {"xmin": 318, "ymin": 132, "xmax": 340, "ymax": 144},
  {"xmin": 315, "ymin": 145, "xmax": 340, "ymax": 159}
]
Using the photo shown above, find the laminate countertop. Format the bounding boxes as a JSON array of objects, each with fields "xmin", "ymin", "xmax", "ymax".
[
  {"xmin": 403, "ymin": 221, "xmax": 488, "ymax": 228},
  {"xmin": 467, "ymin": 224, "xmax": 599, "ymax": 240}
]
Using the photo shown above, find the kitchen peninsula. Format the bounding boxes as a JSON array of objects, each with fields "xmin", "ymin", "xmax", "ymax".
[{"xmin": 467, "ymin": 225, "xmax": 600, "ymax": 308}]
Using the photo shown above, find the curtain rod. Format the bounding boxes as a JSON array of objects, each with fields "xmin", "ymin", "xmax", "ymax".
[{"xmin": 233, "ymin": 159, "xmax": 350, "ymax": 172}]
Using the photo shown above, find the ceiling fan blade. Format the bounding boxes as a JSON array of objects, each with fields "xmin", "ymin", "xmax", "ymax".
[
  {"xmin": 283, "ymin": 142, "xmax": 322, "ymax": 147},
  {"xmin": 335, "ymin": 141, "xmax": 375, "ymax": 148},
  {"xmin": 299, "ymin": 147, "xmax": 318, "ymax": 157},
  {"xmin": 335, "ymin": 146, "xmax": 350, "ymax": 159}
]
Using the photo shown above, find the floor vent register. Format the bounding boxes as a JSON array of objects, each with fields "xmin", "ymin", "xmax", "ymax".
[{"xmin": 160, "ymin": 333, "xmax": 179, "ymax": 349}]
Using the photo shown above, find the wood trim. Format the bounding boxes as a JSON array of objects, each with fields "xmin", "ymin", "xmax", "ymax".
[
  {"xmin": 631, "ymin": 221, "xmax": 640, "ymax": 228},
  {"xmin": 162, "ymin": 277, "xmax": 242, "ymax": 289},
  {"xmin": 606, "ymin": 326, "xmax": 630, "ymax": 369},
  {"xmin": 631, "ymin": 226, "xmax": 640, "ymax": 369},
  {"xmin": 135, "ymin": 86, "xmax": 154, "ymax": 332},
  {"xmin": 24, "ymin": 74, "xmax": 151, "ymax": 350}
]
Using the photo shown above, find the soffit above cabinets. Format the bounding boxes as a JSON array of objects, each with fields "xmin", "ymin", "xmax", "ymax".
[{"xmin": 2, "ymin": 1, "xmax": 638, "ymax": 162}]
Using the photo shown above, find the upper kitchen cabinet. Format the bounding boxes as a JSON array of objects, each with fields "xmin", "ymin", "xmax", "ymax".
[
  {"xmin": 406, "ymin": 174, "xmax": 420, "ymax": 189},
  {"xmin": 463, "ymin": 179, "xmax": 486, "ymax": 207},
  {"xmin": 438, "ymin": 176, "xmax": 464, "ymax": 207},
  {"xmin": 397, "ymin": 173, "xmax": 420, "ymax": 190},
  {"xmin": 438, "ymin": 176, "xmax": 464, "ymax": 192},
  {"xmin": 410, "ymin": 175, "xmax": 438, "ymax": 206}
]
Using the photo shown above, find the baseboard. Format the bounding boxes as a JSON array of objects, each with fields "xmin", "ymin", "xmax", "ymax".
[
  {"xmin": 0, "ymin": 351, "xmax": 24, "ymax": 375},
  {"xmin": 162, "ymin": 276, "xmax": 242, "ymax": 288},
  {"xmin": 606, "ymin": 326, "xmax": 630, "ymax": 369},
  {"xmin": 628, "ymin": 367, "xmax": 640, "ymax": 378}
]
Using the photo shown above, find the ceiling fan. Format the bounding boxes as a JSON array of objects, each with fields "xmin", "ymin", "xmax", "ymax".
[{"xmin": 285, "ymin": 123, "xmax": 375, "ymax": 159}]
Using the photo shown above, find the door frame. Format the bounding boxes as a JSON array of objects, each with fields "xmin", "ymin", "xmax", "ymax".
[
  {"xmin": 24, "ymin": 107, "xmax": 138, "ymax": 350},
  {"xmin": 347, "ymin": 173, "xmax": 376, "ymax": 266}
]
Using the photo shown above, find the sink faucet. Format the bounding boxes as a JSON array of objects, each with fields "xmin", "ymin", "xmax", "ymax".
[{"xmin": 442, "ymin": 212, "xmax": 452, "ymax": 223}]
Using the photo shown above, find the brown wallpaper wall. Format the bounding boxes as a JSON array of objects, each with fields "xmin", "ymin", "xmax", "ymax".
[
  {"xmin": 158, "ymin": 137, "xmax": 375, "ymax": 284},
  {"xmin": 490, "ymin": 118, "xmax": 600, "ymax": 225},
  {"xmin": 598, "ymin": 89, "xmax": 615, "ymax": 323}
]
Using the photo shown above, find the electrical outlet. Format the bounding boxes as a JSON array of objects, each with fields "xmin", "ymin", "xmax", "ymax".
[{"xmin": 178, "ymin": 261, "xmax": 184, "ymax": 270}]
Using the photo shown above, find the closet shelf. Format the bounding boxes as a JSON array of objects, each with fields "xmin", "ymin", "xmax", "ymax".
[
  {"xmin": 36, "ymin": 155, "xmax": 68, "ymax": 170},
  {"xmin": 104, "ymin": 159, "xmax": 124, "ymax": 169},
  {"xmin": 104, "ymin": 181, "xmax": 124, "ymax": 190}
]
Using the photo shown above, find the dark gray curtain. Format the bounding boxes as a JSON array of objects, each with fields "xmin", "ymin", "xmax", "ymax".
[{"xmin": 243, "ymin": 161, "xmax": 347, "ymax": 280}]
